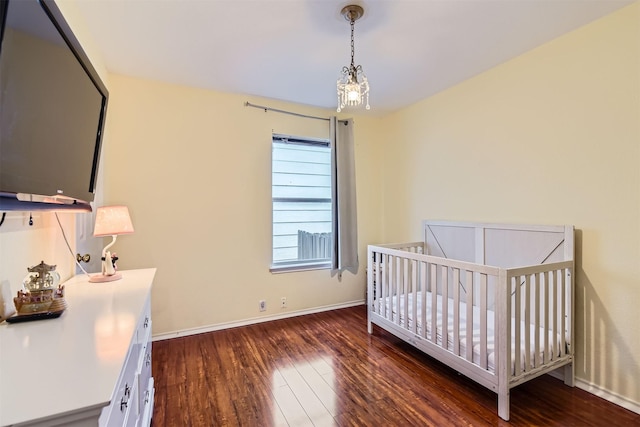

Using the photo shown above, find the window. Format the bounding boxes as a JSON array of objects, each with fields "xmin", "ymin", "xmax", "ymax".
[{"xmin": 271, "ymin": 134, "xmax": 332, "ymax": 271}]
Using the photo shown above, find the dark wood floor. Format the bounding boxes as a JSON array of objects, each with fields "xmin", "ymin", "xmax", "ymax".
[{"xmin": 152, "ymin": 305, "xmax": 639, "ymax": 426}]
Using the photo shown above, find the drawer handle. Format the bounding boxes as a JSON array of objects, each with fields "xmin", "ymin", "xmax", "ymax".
[
  {"xmin": 144, "ymin": 390, "xmax": 150, "ymax": 404},
  {"xmin": 146, "ymin": 352, "xmax": 151, "ymax": 367},
  {"xmin": 144, "ymin": 317, "xmax": 149, "ymax": 328},
  {"xmin": 125, "ymin": 383, "xmax": 131, "ymax": 397},
  {"xmin": 120, "ymin": 397, "xmax": 128, "ymax": 412}
]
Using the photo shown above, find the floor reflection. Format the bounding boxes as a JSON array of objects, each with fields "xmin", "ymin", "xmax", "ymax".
[{"xmin": 271, "ymin": 356, "xmax": 337, "ymax": 427}]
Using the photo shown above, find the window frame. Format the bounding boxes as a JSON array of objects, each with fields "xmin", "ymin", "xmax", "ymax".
[{"xmin": 270, "ymin": 133, "xmax": 332, "ymax": 273}]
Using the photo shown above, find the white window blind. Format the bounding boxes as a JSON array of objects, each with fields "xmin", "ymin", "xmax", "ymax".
[{"xmin": 271, "ymin": 134, "xmax": 332, "ymax": 270}]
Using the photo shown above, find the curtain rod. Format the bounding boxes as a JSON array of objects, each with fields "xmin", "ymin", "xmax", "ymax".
[
  {"xmin": 244, "ymin": 101, "xmax": 348, "ymax": 124},
  {"xmin": 244, "ymin": 101, "xmax": 329, "ymax": 121}
]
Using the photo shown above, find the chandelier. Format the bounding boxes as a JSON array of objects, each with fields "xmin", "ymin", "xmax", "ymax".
[{"xmin": 337, "ymin": 4, "xmax": 370, "ymax": 113}]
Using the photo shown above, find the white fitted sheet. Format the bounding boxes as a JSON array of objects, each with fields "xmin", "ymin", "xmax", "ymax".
[{"xmin": 379, "ymin": 291, "xmax": 563, "ymax": 374}]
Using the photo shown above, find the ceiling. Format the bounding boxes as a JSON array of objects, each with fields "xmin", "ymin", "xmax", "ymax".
[{"xmin": 73, "ymin": 0, "xmax": 634, "ymax": 115}]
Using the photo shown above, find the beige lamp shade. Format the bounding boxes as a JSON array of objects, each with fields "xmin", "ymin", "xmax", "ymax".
[{"xmin": 93, "ymin": 205, "xmax": 134, "ymax": 237}]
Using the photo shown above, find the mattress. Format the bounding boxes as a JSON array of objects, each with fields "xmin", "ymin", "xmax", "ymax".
[{"xmin": 378, "ymin": 291, "xmax": 563, "ymax": 375}]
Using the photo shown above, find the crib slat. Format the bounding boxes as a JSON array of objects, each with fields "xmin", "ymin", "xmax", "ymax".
[
  {"xmin": 381, "ymin": 254, "xmax": 388, "ymax": 318},
  {"xmin": 514, "ymin": 276, "xmax": 521, "ymax": 377},
  {"xmin": 453, "ymin": 268, "xmax": 460, "ymax": 356},
  {"xmin": 465, "ymin": 270, "xmax": 474, "ymax": 363},
  {"xmin": 389, "ymin": 255, "xmax": 395, "ymax": 322},
  {"xmin": 371, "ymin": 251, "xmax": 376, "ymax": 314},
  {"xmin": 560, "ymin": 268, "xmax": 566, "ymax": 356},
  {"xmin": 388, "ymin": 255, "xmax": 393, "ymax": 322},
  {"xmin": 403, "ymin": 257, "xmax": 409, "ymax": 329},
  {"xmin": 524, "ymin": 274, "xmax": 531, "ymax": 372},
  {"xmin": 442, "ymin": 265, "xmax": 449, "ymax": 349},
  {"xmin": 395, "ymin": 256, "xmax": 401, "ymax": 327},
  {"xmin": 380, "ymin": 254, "xmax": 385, "ymax": 317},
  {"xmin": 374, "ymin": 252, "xmax": 380, "ymax": 314},
  {"xmin": 534, "ymin": 273, "xmax": 541, "ymax": 368},
  {"xmin": 480, "ymin": 273, "xmax": 488, "ymax": 370},
  {"xmin": 382, "ymin": 254, "xmax": 391, "ymax": 318},
  {"xmin": 372, "ymin": 251, "xmax": 377, "ymax": 314},
  {"xmin": 430, "ymin": 264, "xmax": 438, "ymax": 344},
  {"xmin": 552, "ymin": 270, "xmax": 558, "ymax": 360},
  {"xmin": 407, "ymin": 258, "xmax": 412, "ymax": 329},
  {"xmin": 420, "ymin": 262, "xmax": 427, "ymax": 339},
  {"xmin": 381, "ymin": 253, "xmax": 387, "ymax": 316},
  {"xmin": 543, "ymin": 271, "xmax": 550, "ymax": 365},
  {"xmin": 411, "ymin": 259, "xmax": 418, "ymax": 334}
]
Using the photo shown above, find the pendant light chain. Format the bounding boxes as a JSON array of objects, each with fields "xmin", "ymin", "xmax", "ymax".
[{"xmin": 350, "ymin": 17, "xmax": 355, "ymax": 69}]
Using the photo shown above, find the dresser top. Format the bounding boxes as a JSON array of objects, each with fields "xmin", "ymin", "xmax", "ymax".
[{"xmin": 0, "ymin": 268, "xmax": 156, "ymax": 426}]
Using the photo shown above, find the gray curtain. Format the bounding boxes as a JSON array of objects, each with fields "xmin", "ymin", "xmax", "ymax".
[{"xmin": 330, "ymin": 117, "xmax": 358, "ymax": 277}]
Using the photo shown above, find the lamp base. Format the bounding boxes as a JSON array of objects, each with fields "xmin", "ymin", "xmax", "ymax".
[{"xmin": 89, "ymin": 272, "xmax": 122, "ymax": 283}]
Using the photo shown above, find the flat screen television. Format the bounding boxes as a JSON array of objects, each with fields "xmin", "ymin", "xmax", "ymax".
[{"xmin": 0, "ymin": 0, "xmax": 108, "ymax": 211}]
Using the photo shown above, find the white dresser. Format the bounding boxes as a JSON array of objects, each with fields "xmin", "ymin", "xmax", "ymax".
[{"xmin": 0, "ymin": 268, "xmax": 156, "ymax": 427}]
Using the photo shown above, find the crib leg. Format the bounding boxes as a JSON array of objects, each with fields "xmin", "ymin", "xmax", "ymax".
[
  {"xmin": 367, "ymin": 318, "xmax": 372, "ymax": 334},
  {"xmin": 498, "ymin": 390, "xmax": 510, "ymax": 421},
  {"xmin": 564, "ymin": 362, "xmax": 575, "ymax": 387}
]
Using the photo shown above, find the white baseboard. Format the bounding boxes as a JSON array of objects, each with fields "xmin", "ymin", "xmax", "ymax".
[
  {"xmin": 574, "ymin": 377, "xmax": 640, "ymax": 415},
  {"xmin": 548, "ymin": 370, "xmax": 639, "ymax": 415},
  {"xmin": 152, "ymin": 300, "xmax": 365, "ymax": 341}
]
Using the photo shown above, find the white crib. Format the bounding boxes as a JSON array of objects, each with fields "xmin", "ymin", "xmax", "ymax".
[{"xmin": 367, "ymin": 221, "xmax": 575, "ymax": 421}]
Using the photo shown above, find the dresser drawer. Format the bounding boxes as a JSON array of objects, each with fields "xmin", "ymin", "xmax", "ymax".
[
  {"xmin": 137, "ymin": 298, "xmax": 151, "ymax": 344},
  {"xmin": 139, "ymin": 377, "xmax": 155, "ymax": 427},
  {"xmin": 133, "ymin": 298, "xmax": 151, "ymax": 364},
  {"xmin": 124, "ymin": 376, "xmax": 139, "ymax": 427},
  {"xmin": 138, "ymin": 339, "xmax": 152, "ymax": 397},
  {"xmin": 104, "ymin": 344, "xmax": 139, "ymax": 427}
]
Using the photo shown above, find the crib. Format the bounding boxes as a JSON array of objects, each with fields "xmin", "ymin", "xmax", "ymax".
[{"xmin": 367, "ymin": 220, "xmax": 575, "ymax": 421}]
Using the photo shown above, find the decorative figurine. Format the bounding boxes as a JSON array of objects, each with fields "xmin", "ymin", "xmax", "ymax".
[
  {"xmin": 101, "ymin": 251, "xmax": 120, "ymax": 275},
  {"xmin": 10, "ymin": 261, "xmax": 67, "ymax": 320}
]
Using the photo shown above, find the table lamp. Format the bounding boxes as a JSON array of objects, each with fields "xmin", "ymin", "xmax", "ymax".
[{"xmin": 89, "ymin": 205, "xmax": 134, "ymax": 283}]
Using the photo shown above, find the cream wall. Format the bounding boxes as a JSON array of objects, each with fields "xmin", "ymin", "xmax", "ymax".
[
  {"xmin": 54, "ymin": 0, "xmax": 109, "ymax": 85},
  {"xmin": 0, "ymin": 212, "xmax": 77, "ymax": 293},
  {"xmin": 101, "ymin": 75, "xmax": 383, "ymax": 335},
  {"xmin": 379, "ymin": 2, "xmax": 640, "ymax": 410}
]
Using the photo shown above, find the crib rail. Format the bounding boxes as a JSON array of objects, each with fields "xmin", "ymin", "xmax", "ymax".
[
  {"xmin": 368, "ymin": 245, "xmax": 500, "ymax": 372},
  {"xmin": 505, "ymin": 262, "xmax": 574, "ymax": 384},
  {"xmin": 367, "ymin": 244, "xmax": 574, "ymax": 386}
]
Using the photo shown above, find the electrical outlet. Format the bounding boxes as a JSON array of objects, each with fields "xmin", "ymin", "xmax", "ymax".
[
  {"xmin": 259, "ymin": 300, "xmax": 266, "ymax": 312},
  {"xmin": 280, "ymin": 297, "xmax": 287, "ymax": 308}
]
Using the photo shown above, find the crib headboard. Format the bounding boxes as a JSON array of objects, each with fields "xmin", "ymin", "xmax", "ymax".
[{"xmin": 423, "ymin": 220, "xmax": 574, "ymax": 268}]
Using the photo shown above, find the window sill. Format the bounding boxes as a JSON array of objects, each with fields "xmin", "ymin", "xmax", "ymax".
[{"xmin": 270, "ymin": 261, "xmax": 331, "ymax": 274}]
